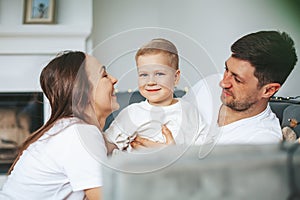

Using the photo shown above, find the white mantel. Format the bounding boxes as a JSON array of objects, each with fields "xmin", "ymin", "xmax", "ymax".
[{"xmin": 0, "ymin": 25, "xmax": 91, "ymax": 54}]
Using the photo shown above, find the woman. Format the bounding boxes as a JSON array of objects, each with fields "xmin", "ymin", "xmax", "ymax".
[{"xmin": 0, "ymin": 51, "xmax": 119, "ymax": 200}]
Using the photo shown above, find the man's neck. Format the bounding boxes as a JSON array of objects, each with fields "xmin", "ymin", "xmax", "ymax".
[{"xmin": 217, "ymin": 102, "xmax": 268, "ymax": 126}]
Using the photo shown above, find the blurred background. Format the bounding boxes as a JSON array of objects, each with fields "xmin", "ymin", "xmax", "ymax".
[{"xmin": 0, "ymin": 0, "xmax": 299, "ymax": 96}]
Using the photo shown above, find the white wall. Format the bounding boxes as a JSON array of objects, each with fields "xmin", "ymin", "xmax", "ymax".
[
  {"xmin": 0, "ymin": 0, "xmax": 93, "ymax": 121},
  {"xmin": 91, "ymin": 0, "xmax": 300, "ymax": 97}
]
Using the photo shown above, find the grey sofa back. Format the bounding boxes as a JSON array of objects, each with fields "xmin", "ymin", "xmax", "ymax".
[
  {"xmin": 270, "ymin": 98, "xmax": 300, "ymax": 137},
  {"xmin": 104, "ymin": 91, "xmax": 300, "ymax": 137}
]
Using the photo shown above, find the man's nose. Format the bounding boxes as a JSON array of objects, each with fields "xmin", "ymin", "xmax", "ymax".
[{"xmin": 219, "ymin": 73, "xmax": 232, "ymax": 89}]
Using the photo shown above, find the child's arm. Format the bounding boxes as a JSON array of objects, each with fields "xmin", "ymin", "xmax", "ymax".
[{"xmin": 104, "ymin": 106, "xmax": 137, "ymax": 152}]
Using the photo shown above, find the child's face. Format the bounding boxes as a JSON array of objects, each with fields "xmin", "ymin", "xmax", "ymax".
[{"xmin": 136, "ymin": 54, "xmax": 180, "ymax": 106}]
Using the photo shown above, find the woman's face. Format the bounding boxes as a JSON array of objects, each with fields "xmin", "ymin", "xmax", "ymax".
[{"xmin": 85, "ymin": 55, "xmax": 119, "ymax": 119}]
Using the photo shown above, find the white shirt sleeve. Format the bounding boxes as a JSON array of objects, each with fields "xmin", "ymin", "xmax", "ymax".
[
  {"xmin": 62, "ymin": 124, "xmax": 106, "ymax": 191},
  {"xmin": 104, "ymin": 106, "xmax": 138, "ymax": 150}
]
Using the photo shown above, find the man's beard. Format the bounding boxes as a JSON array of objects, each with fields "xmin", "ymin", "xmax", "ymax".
[
  {"xmin": 221, "ymin": 94, "xmax": 258, "ymax": 112},
  {"xmin": 225, "ymin": 100, "xmax": 257, "ymax": 112}
]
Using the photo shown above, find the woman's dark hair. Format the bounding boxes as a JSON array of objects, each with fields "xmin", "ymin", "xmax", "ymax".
[
  {"xmin": 8, "ymin": 51, "xmax": 91, "ymax": 174},
  {"xmin": 231, "ymin": 31, "xmax": 298, "ymax": 87}
]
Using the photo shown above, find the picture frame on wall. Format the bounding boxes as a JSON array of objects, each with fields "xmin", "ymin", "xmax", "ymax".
[{"xmin": 23, "ymin": 0, "xmax": 56, "ymax": 24}]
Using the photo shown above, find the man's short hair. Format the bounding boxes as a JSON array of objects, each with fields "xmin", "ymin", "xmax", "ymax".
[{"xmin": 231, "ymin": 31, "xmax": 298, "ymax": 87}]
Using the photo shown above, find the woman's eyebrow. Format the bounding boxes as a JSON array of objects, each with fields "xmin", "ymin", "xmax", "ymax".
[{"xmin": 100, "ymin": 65, "xmax": 106, "ymax": 73}]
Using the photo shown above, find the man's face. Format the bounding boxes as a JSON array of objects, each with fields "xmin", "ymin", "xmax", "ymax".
[{"xmin": 219, "ymin": 56, "xmax": 265, "ymax": 111}]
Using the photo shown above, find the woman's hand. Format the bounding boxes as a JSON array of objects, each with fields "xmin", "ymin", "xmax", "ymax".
[{"xmin": 130, "ymin": 125, "xmax": 175, "ymax": 149}]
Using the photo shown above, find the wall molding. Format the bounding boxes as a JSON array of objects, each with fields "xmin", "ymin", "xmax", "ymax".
[{"xmin": 0, "ymin": 25, "xmax": 91, "ymax": 54}]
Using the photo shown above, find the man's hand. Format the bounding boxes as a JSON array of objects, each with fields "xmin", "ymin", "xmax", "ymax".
[{"xmin": 130, "ymin": 125, "xmax": 175, "ymax": 149}]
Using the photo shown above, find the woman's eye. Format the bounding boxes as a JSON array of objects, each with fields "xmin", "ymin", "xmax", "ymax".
[{"xmin": 102, "ymin": 72, "xmax": 108, "ymax": 78}]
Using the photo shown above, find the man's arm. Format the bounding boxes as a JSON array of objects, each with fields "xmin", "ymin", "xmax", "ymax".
[{"xmin": 131, "ymin": 125, "xmax": 175, "ymax": 149}]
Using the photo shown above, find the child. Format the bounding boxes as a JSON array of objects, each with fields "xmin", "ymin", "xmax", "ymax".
[{"xmin": 104, "ymin": 38, "xmax": 206, "ymax": 152}]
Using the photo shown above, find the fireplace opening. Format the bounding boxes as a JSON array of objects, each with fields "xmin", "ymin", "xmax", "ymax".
[{"xmin": 0, "ymin": 92, "xmax": 44, "ymax": 173}]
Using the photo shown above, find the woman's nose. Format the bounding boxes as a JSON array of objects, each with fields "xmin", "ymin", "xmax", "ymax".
[{"xmin": 109, "ymin": 74, "xmax": 118, "ymax": 85}]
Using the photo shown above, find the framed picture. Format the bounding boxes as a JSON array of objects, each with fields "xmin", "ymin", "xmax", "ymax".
[{"xmin": 23, "ymin": 0, "xmax": 56, "ymax": 24}]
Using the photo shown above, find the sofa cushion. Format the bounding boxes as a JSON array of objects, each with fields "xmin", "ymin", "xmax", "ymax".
[{"xmin": 281, "ymin": 104, "xmax": 300, "ymax": 138}]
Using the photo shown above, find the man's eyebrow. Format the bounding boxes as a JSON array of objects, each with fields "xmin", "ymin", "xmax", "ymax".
[{"xmin": 224, "ymin": 61, "xmax": 243, "ymax": 80}]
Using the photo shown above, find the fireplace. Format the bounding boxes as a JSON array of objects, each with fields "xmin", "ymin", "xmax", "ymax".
[{"xmin": 0, "ymin": 92, "xmax": 44, "ymax": 173}]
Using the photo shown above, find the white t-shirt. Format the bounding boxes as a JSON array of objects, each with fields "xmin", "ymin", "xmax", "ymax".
[
  {"xmin": 104, "ymin": 98, "xmax": 205, "ymax": 151},
  {"xmin": 216, "ymin": 105, "xmax": 283, "ymax": 144},
  {"xmin": 0, "ymin": 117, "xmax": 106, "ymax": 200},
  {"xmin": 184, "ymin": 73, "xmax": 282, "ymax": 145}
]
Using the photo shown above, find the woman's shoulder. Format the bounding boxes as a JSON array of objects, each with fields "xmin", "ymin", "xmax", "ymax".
[{"xmin": 46, "ymin": 117, "xmax": 101, "ymax": 138}]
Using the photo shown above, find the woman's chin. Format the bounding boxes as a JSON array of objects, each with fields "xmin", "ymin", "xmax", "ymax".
[{"xmin": 111, "ymin": 101, "xmax": 120, "ymax": 112}]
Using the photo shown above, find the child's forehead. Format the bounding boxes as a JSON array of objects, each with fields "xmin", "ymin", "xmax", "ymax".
[
  {"xmin": 137, "ymin": 64, "xmax": 176, "ymax": 72},
  {"xmin": 137, "ymin": 53, "xmax": 170, "ymax": 64}
]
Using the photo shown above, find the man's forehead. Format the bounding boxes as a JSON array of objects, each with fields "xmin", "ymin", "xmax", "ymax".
[{"xmin": 226, "ymin": 57, "xmax": 255, "ymax": 73}]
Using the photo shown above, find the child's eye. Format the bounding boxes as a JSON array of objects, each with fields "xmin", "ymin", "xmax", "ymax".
[
  {"xmin": 155, "ymin": 72, "xmax": 165, "ymax": 76},
  {"xmin": 139, "ymin": 73, "xmax": 148, "ymax": 77}
]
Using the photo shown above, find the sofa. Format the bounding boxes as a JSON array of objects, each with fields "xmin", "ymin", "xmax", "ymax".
[{"xmin": 104, "ymin": 91, "xmax": 300, "ymax": 138}]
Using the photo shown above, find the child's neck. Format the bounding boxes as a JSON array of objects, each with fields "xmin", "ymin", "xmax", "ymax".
[{"xmin": 148, "ymin": 98, "xmax": 178, "ymax": 106}]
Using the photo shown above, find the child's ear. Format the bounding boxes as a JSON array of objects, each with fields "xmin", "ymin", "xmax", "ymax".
[
  {"xmin": 262, "ymin": 83, "xmax": 281, "ymax": 98},
  {"xmin": 174, "ymin": 69, "xmax": 180, "ymax": 85}
]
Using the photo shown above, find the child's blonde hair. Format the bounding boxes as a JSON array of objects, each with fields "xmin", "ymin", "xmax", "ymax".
[{"xmin": 135, "ymin": 38, "xmax": 179, "ymax": 70}]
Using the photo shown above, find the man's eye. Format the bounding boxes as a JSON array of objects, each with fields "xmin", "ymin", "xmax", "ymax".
[{"xmin": 234, "ymin": 77, "xmax": 241, "ymax": 83}]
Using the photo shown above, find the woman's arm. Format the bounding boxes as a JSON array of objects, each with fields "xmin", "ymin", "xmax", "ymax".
[
  {"xmin": 85, "ymin": 187, "xmax": 102, "ymax": 200},
  {"xmin": 104, "ymin": 138, "xmax": 118, "ymax": 155}
]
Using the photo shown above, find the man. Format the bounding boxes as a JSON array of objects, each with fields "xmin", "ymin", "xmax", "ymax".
[
  {"xmin": 131, "ymin": 30, "xmax": 298, "ymax": 148},
  {"xmin": 186, "ymin": 30, "xmax": 298, "ymax": 145}
]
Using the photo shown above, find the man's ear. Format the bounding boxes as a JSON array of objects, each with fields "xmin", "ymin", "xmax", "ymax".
[
  {"xmin": 174, "ymin": 69, "xmax": 180, "ymax": 85},
  {"xmin": 262, "ymin": 83, "xmax": 281, "ymax": 98}
]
